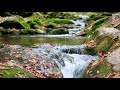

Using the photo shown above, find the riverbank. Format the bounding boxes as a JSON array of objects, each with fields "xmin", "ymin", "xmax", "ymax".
[{"xmin": 80, "ymin": 12, "xmax": 120, "ymax": 78}]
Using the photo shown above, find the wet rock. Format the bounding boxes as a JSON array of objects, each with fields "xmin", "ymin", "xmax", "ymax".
[
  {"xmin": 60, "ymin": 45, "xmax": 86, "ymax": 54},
  {"xmin": 76, "ymin": 30, "xmax": 86, "ymax": 36}
]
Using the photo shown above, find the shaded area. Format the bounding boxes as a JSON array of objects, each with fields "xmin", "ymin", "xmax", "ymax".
[{"xmin": 0, "ymin": 21, "xmax": 24, "ymax": 29}]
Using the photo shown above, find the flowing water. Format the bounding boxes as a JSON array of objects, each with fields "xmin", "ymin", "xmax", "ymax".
[{"xmin": 0, "ymin": 16, "xmax": 99, "ymax": 78}]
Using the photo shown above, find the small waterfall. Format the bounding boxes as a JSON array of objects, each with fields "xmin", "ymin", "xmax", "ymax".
[
  {"xmin": 32, "ymin": 44, "xmax": 99, "ymax": 78},
  {"xmin": 60, "ymin": 54, "xmax": 99, "ymax": 78},
  {"xmin": 58, "ymin": 44, "xmax": 86, "ymax": 54},
  {"xmin": 68, "ymin": 20, "xmax": 85, "ymax": 35},
  {"xmin": 68, "ymin": 15, "xmax": 89, "ymax": 35}
]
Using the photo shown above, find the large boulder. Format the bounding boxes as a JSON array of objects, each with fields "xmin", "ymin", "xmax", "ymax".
[
  {"xmin": 112, "ymin": 12, "xmax": 120, "ymax": 20},
  {"xmin": 107, "ymin": 47, "xmax": 120, "ymax": 71},
  {"xmin": 98, "ymin": 27, "xmax": 120, "ymax": 39}
]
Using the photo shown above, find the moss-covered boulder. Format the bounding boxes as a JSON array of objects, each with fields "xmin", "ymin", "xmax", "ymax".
[
  {"xmin": 45, "ymin": 23, "xmax": 56, "ymax": 29},
  {"xmin": 19, "ymin": 29, "xmax": 45, "ymax": 34},
  {"xmin": 46, "ymin": 28, "xmax": 69, "ymax": 35},
  {"xmin": 16, "ymin": 16, "xmax": 30, "ymax": 29},
  {"xmin": 45, "ymin": 18, "xmax": 73, "ymax": 24},
  {"xmin": 81, "ymin": 59, "xmax": 114, "ymax": 78}
]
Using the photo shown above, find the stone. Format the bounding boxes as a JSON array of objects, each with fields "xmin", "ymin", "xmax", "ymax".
[
  {"xmin": 76, "ymin": 30, "xmax": 85, "ymax": 36},
  {"xmin": 107, "ymin": 47, "xmax": 120, "ymax": 65},
  {"xmin": 112, "ymin": 12, "xmax": 120, "ymax": 20},
  {"xmin": 98, "ymin": 27, "xmax": 120, "ymax": 39},
  {"xmin": 113, "ymin": 63, "xmax": 120, "ymax": 71}
]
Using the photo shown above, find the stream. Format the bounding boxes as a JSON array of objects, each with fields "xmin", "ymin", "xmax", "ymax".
[{"xmin": 0, "ymin": 16, "xmax": 99, "ymax": 78}]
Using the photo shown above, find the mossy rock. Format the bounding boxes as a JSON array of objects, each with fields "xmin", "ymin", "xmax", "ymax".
[
  {"xmin": 82, "ymin": 47, "xmax": 97, "ymax": 55},
  {"xmin": 19, "ymin": 29, "xmax": 35, "ymax": 34},
  {"xmin": 95, "ymin": 36, "xmax": 113, "ymax": 53},
  {"xmin": 46, "ymin": 23, "xmax": 56, "ymax": 29},
  {"xmin": 0, "ymin": 66, "xmax": 35, "ymax": 78},
  {"xmin": 19, "ymin": 29, "xmax": 43, "ymax": 34},
  {"xmin": 48, "ymin": 28, "xmax": 69, "ymax": 35},
  {"xmin": 27, "ymin": 18, "xmax": 43, "ymax": 29},
  {"xmin": 81, "ymin": 59, "xmax": 114, "ymax": 78},
  {"xmin": 11, "ymin": 30, "xmax": 20, "ymax": 35},
  {"xmin": 16, "ymin": 16, "xmax": 30, "ymax": 29},
  {"xmin": 0, "ymin": 29, "xmax": 12, "ymax": 34},
  {"xmin": 45, "ymin": 18, "xmax": 73, "ymax": 24}
]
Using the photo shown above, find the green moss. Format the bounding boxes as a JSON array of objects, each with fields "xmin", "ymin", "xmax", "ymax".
[
  {"xmin": 0, "ymin": 66, "xmax": 35, "ymax": 78},
  {"xmin": 49, "ymin": 28, "xmax": 69, "ymax": 35},
  {"xmin": 19, "ymin": 29, "xmax": 42, "ymax": 34},
  {"xmin": 27, "ymin": 17, "xmax": 43, "ymax": 29},
  {"xmin": 86, "ymin": 17, "xmax": 109, "ymax": 36},
  {"xmin": 16, "ymin": 16, "xmax": 30, "ymax": 29},
  {"xmin": 46, "ymin": 23, "xmax": 56, "ymax": 29},
  {"xmin": 19, "ymin": 29, "xmax": 28, "ymax": 34},
  {"xmin": 45, "ymin": 18, "xmax": 73, "ymax": 24},
  {"xmin": 85, "ymin": 17, "xmax": 111, "ymax": 42},
  {"xmin": 82, "ymin": 47, "xmax": 96, "ymax": 55},
  {"xmin": 36, "ymin": 19, "xmax": 43, "ymax": 26},
  {"xmin": 95, "ymin": 36, "xmax": 113, "ymax": 53},
  {"xmin": 81, "ymin": 59, "xmax": 114, "ymax": 78}
]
